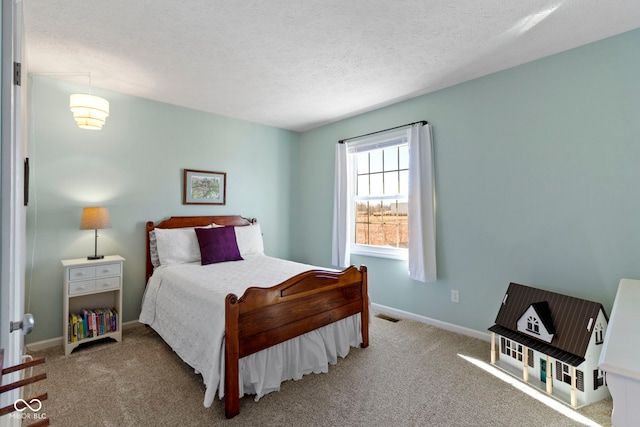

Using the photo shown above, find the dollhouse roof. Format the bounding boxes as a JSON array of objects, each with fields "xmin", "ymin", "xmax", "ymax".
[{"xmin": 488, "ymin": 282, "xmax": 608, "ymax": 367}]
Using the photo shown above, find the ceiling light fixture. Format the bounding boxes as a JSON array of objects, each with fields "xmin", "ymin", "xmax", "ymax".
[{"xmin": 70, "ymin": 93, "xmax": 110, "ymax": 130}]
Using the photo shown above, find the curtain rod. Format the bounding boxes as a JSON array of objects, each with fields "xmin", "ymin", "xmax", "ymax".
[{"xmin": 338, "ymin": 120, "xmax": 428, "ymax": 144}]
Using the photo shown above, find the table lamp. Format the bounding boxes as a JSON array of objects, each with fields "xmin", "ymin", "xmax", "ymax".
[{"xmin": 80, "ymin": 207, "xmax": 111, "ymax": 260}]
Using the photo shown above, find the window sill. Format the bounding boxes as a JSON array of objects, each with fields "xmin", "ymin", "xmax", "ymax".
[{"xmin": 350, "ymin": 245, "xmax": 408, "ymax": 261}]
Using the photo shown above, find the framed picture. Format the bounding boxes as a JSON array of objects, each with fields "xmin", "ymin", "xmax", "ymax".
[{"xmin": 183, "ymin": 169, "xmax": 226, "ymax": 205}]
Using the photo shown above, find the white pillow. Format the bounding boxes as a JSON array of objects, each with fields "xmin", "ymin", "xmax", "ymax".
[
  {"xmin": 234, "ymin": 223, "xmax": 264, "ymax": 256},
  {"xmin": 154, "ymin": 225, "xmax": 211, "ymax": 266}
]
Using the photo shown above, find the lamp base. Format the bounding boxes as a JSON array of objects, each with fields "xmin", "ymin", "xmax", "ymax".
[{"xmin": 87, "ymin": 255, "xmax": 104, "ymax": 260}]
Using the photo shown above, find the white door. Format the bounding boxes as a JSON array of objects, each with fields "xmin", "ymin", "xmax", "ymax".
[{"xmin": 0, "ymin": 0, "xmax": 26, "ymax": 422}]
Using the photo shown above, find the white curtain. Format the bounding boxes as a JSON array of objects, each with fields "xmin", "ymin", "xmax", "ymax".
[
  {"xmin": 331, "ymin": 142, "xmax": 350, "ymax": 268},
  {"xmin": 408, "ymin": 123, "xmax": 437, "ymax": 282}
]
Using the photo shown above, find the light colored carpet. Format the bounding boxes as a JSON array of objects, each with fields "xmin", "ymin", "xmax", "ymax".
[{"xmin": 24, "ymin": 315, "xmax": 612, "ymax": 426}]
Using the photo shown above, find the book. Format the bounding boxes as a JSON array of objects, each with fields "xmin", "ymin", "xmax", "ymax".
[
  {"xmin": 111, "ymin": 308, "xmax": 117, "ymax": 332},
  {"xmin": 71, "ymin": 314, "xmax": 78, "ymax": 342},
  {"xmin": 91, "ymin": 311, "xmax": 97, "ymax": 337},
  {"xmin": 70, "ymin": 307, "xmax": 119, "ymax": 342}
]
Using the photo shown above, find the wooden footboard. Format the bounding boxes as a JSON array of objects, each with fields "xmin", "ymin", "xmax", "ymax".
[{"xmin": 224, "ymin": 265, "xmax": 369, "ymax": 418}]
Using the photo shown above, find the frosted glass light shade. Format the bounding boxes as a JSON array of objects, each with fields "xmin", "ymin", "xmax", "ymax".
[{"xmin": 70, "ymin": 94, "xmax": 110, "ymax": 130}]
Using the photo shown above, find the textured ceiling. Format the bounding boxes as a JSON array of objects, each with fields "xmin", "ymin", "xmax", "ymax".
[{"xmin": 23, "ymin": 0, "xmax": 640, "ymax": 131}]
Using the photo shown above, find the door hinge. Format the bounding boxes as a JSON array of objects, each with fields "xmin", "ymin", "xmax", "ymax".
[{"xmin": 14, "ymin": 62, "xmax": 21, "ymax": 86}]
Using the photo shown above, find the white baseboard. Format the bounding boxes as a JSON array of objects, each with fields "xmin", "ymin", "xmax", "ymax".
[
  {"xmin": 25, "ymin": 319, "xmax": 143, "ymax": 352},
  {"xmin": 25, "ymin": 336, "xmax": 62, "ymax": 353},
  {"xmin": 122, "ymin": 320, "xmax": 142, "ymax": 329},
  {"xmin": 371, "ymin": 303, "xmax": 491, "ymax": 342}
]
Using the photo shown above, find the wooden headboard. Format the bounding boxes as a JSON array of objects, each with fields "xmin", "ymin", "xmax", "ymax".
[{"xmin": 145, "ymin": 215, "xmax": 256, "ymax": 282}]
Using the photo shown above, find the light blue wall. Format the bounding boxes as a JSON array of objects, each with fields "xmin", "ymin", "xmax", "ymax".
[
  {"xmin": 26, "ymin": 76, "xmax": 299, "ymax": 343},
  {"xmin": 292, "ymin": 29, "xmax": 640, "ymax": 332}
]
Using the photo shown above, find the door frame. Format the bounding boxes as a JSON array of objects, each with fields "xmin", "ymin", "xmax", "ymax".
[{"xmin": 0, "ymin": 0, "xmax": 25, "ymax": 420}]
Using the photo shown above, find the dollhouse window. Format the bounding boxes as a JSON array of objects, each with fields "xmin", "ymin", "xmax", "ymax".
[
  {"xmin": 595, "ymin": 322, "xmax": 604, "ymax": 345},
  {"xmin": 556, "ymin": 361, "xmax": 585, "ymax": 392},
  {"xmin": 526, "ymin": 316, "xmax": 540, "ymax": 335},
  {"xmin": 562, "ymin": 363, "xmax": 571, "ymax": 383},
  {"xmin": 594, "ymin": 369, "xmax": 605, "ymax": 389},
  {"xmin": 501, "ymin": 338, "xmax": 523, "ymax": 362}
]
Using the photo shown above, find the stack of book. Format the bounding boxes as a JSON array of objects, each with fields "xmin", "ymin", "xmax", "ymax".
[{"xmin": 68, "ymin": 308, "xmax": 118, "ymax": 343}]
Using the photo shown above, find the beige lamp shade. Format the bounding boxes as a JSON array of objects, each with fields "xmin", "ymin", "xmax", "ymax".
[
  {"xmin": 70, "ymin": 94, "xmax": 110, "ymax": 130},
  {"xmin": 80, "ymin": 207, "xmax": 111, "ymax": 260},
  {"xmin": 80, "ymin": 207, "xmax": 111, "ymax": 230}
]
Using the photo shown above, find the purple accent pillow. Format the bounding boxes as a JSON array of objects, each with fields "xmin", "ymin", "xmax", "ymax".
[{"xmin": 195, "ymin": 226, "xmax": 243, "ymax": 265}]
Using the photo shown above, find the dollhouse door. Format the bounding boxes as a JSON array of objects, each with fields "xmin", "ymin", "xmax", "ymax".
[{"xmin": 540, "ymin": 359, "xmax": 548, "ymax": 382}]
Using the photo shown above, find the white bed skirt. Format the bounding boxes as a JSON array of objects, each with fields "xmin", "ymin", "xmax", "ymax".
[
  {"xmin": 222, "ymin": 314, "xmax": 362, "ymax": 404},
  {"xmin": 149, "ymin": 313, "xmax": 362, "ymax": 407}
]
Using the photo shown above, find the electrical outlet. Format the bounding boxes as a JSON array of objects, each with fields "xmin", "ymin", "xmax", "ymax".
[{"xmin": 451, "ymin": 290, "xmax": 459, "ymax": 303}]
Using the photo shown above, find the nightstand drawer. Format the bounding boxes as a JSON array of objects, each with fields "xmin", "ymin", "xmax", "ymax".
[
  {"xmin": 96, "ymin": 277, "xmax": 120, "ymax": 291},
  {"xmin": 68, "ymin": 279, "xmax": 96, "ymax": 295},
  {"xmin": 96, "ymin": 263, "xmax": 121, "ymax": 277},
  {"xmin": 68, "ymin": 266, "xmax": 96, "ymax": 281}
]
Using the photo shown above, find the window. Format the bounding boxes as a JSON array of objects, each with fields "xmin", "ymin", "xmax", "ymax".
[
  {"xmin": 351, "ymin": 136, "xmax": 409, "ymax": 259},
  {"xmin": 594, "ymin": 322, "xmax": 604, "ymax": 345},
  {"xmin": 500, "ymin": 337, "xmax": 523, "ymax": 362},
  {"xmin": 560, "ymin": 362, "xmax": 571, "ymax": 384},
  {"xmin": 593, "ymin": 369, "xmax": 605, "ymax": 389},
  {"xmin": 556, "ymin": 361, "xmax": 584, "ymax": 392},
  {"xmin": 526, "ymin": 316, "xmax": 540, "ymax": 335}
]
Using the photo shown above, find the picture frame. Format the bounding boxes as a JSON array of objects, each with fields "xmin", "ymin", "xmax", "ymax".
[{"xmin": 183, "ymin": 169, "xmax": 226, "ymax": 205}]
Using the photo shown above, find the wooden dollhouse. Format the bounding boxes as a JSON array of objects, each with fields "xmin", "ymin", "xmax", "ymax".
[{"xmin": 488, "ymin": 282, "xmax": 610, "ymax": 408}]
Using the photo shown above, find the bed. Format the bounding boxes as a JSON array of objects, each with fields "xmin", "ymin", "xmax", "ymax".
[{"xmin": 139, "ymin": 215, "xmax": 369, "ymax": 418}]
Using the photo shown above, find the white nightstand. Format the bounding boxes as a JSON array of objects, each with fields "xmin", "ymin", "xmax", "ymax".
[{"xmin": 62, "ymin": 255, "xmax": 125, "ymax": 355}]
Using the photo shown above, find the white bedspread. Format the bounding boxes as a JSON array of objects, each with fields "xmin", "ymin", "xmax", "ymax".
[{"xmin": 139, "ymin": 254, "xmax": 363, "ymax": 407}]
